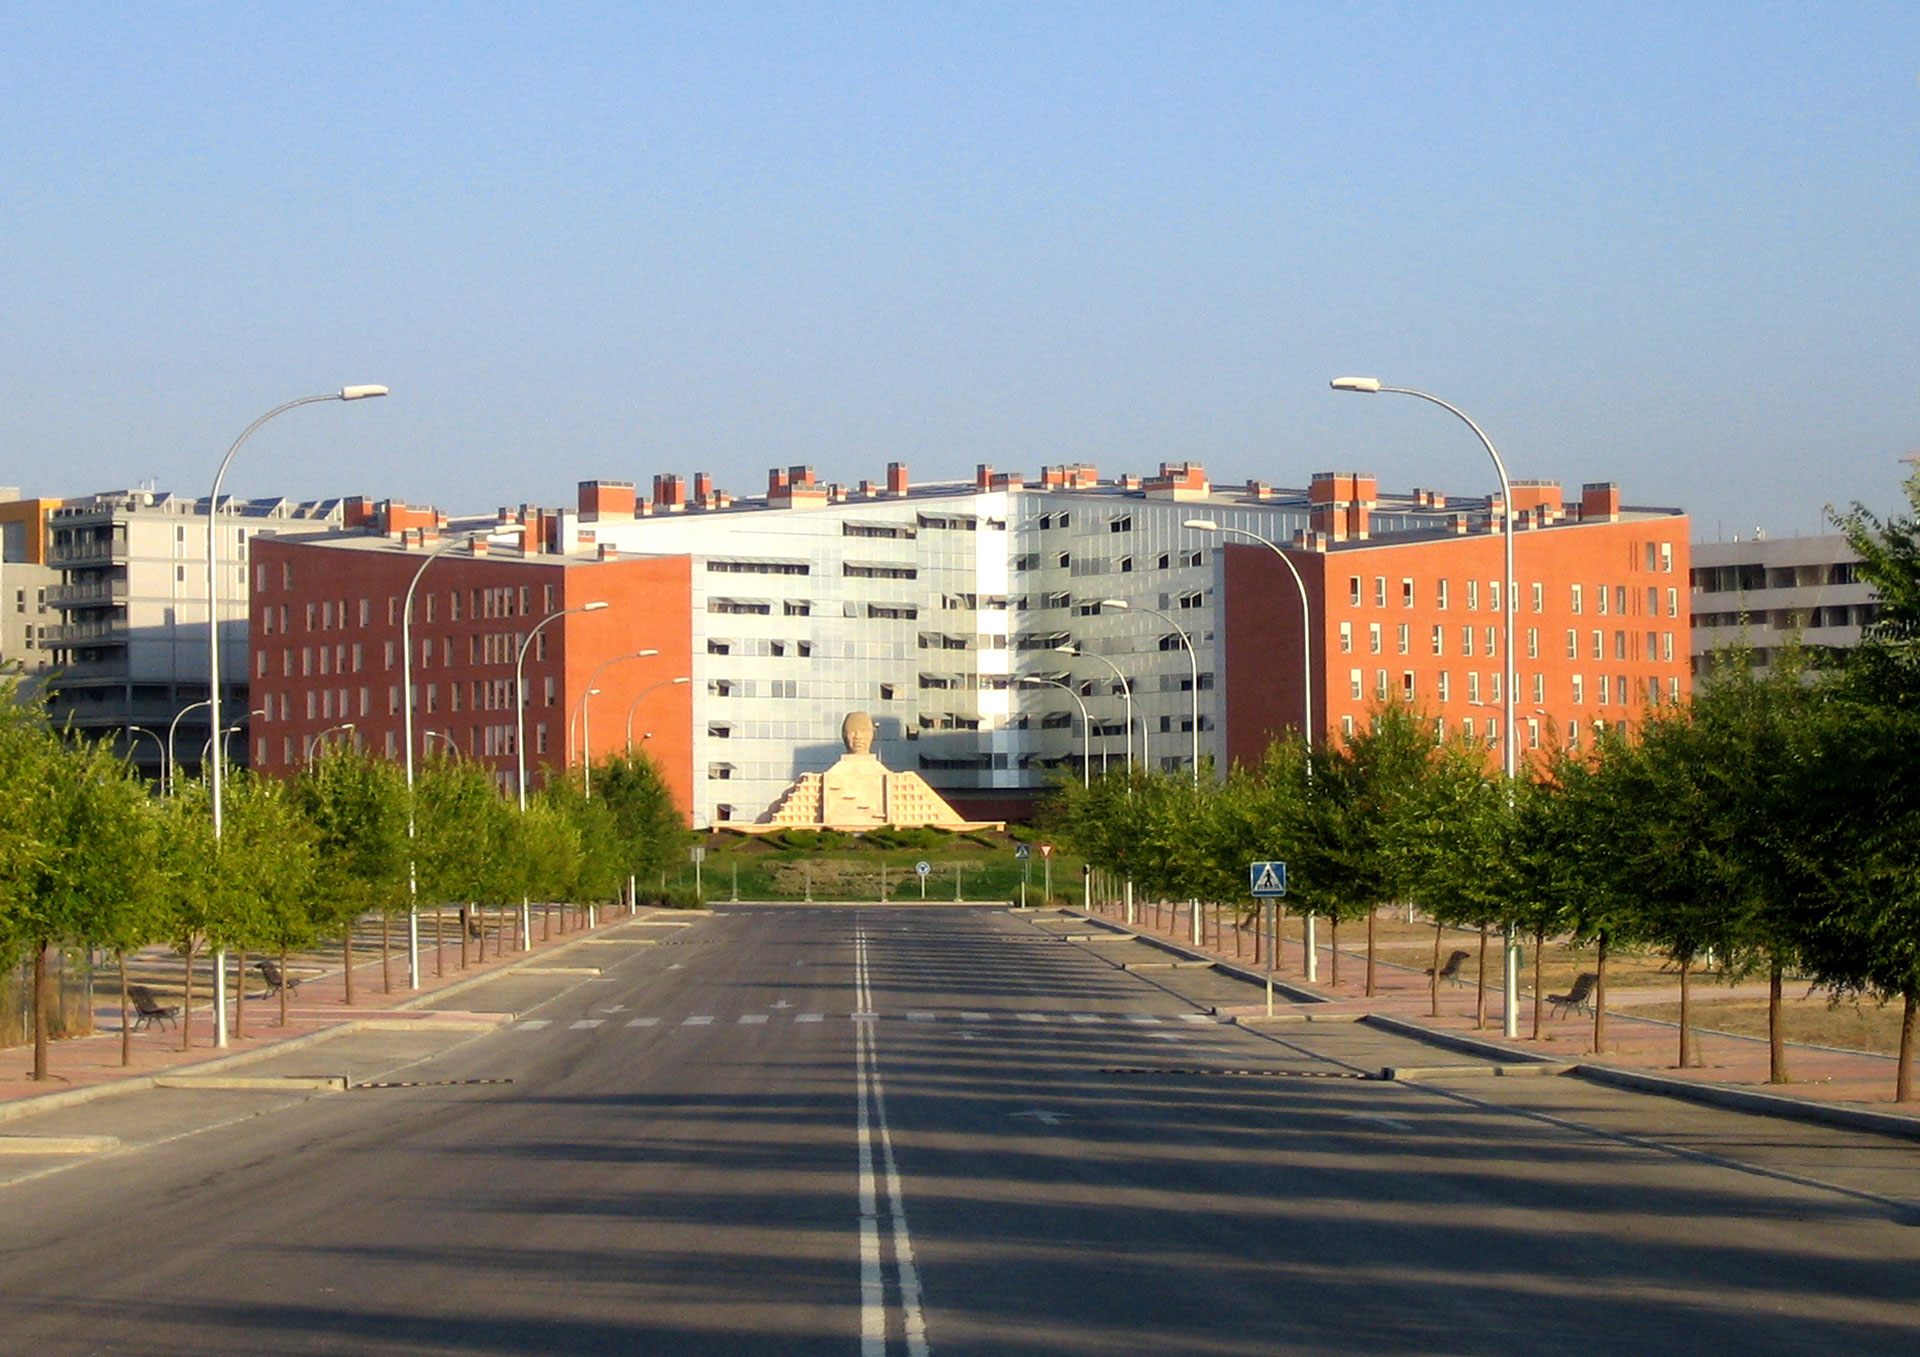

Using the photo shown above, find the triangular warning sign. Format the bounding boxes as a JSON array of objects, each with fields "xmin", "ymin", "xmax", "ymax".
[{"xmin": 1250, "ymin": 862, "xmax": 1286, "ymax": 895}]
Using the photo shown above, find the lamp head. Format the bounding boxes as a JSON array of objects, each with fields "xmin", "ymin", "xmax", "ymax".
[
  {"xmin": 339, "ymin": 385, "xmax": 390, "ymax": 400},
  {"xmin": 636, "ymin": 648, "xmax": 660, "ymax": 657},
  {"xmin": 671, "ymin": 676, "xmax": 690, "ymax": 684},
  {"xmin": 1054, "ymin": 645, "xmax": 1080, "ymax": 656},
  {"xmin": 1183, "ymin": 519, "xmax": 1220, "ymax": 532},
  {"xmin": 1330, "ymin": 376, "xmax": 1381, "ymax": 393},
  {"xmin": 1098, "ymin": 598, "xmax": 1129, "ymax": 610},
  {"xmin": 582, "ymin": 601, "xmax": 610, "ymax": 612}
]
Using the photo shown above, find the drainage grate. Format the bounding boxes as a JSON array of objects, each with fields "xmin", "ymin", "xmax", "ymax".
[
  {"xmin": 351, "ymin": 1078, "xmax": 516, "ymax": 1090},
  {"xmin": 1099, "ymin": 1067, "xmax": 1376, "ymax": 1080}
]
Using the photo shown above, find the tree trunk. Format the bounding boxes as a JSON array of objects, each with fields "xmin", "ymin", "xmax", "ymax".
[
  {"xmin": 543, "ymin": 901, "xmax": 551, "ymax": 942},
  {"xmin": 1329, "ymin": 918, "xmax": 1340, "ymax": 987},
  {"xmin": 279, "ymin": 943, "xmax": 290, "ymax": 1027},
  {"xmin": 1365, "ymin": 908, "xmax": 1378, "ymax": 998},
  {"xmin": 1475, "ymin": 925, "xmax": 1489, "ymax": 1030},
  {"xmin": 1531, "ymin": 928, "xmax": 1546, "ymax": 1040},
  {"xmin": 1677, "ymin": 955, "xmax": 1693, "ymax": 1069},
  {"xmin": 435, "ymin": 905, "xmax": 445, "ymax": 977},
  {"xmin": 343, "ymin": 925, "xmax": 356, "ymax": 1006},
  {"xmin": 1898, "ymin": 992, "xmax": 1916, "ymax": 1103},
  {"xmin": 381, "ymin": 913, "xmax": 392, "ymax": 994},
  {"xmin": 1430, "ymin": 921, "xmax": 1443, "ymax": 1018},
  {"xmin": 1768, "ymin": 961, "xmax": 1789, "ymax": 1084},
  {"xmin": 31, "ymin": 942, "xmax": 50, "ymax": 1082},
  {"xmin": 233, "ymin": 948, "xmax": 246, "ymax": 1039},
  {"xmin": 119, "ymin": 953, "xmax": 132, "ymax": 1067},
  {"xmin": 181, "ymin": 942, "xmax": 196, "ymax": 1052},
  {"xmin": 1592, "ymin": 934, "xmax": 1610, "ymax": 1054},
  {"xmin": 459, "ymin": 906, "xmax": 470, "ymax": 968}
]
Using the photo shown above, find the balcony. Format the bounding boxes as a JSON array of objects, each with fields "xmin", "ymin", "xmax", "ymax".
[
  {"xmin": 49, "ymin": 539, "xmax": 127, "ymax": 567},
  {"xmin": 47, "ymin": 618, "xmax": 129, "ymax": 647},
  {"xmin": 45, "ymin": 579, "xmax": 128, "ymax": 608}
]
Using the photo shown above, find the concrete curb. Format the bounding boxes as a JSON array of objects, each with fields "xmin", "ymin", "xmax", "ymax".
[
  {"xmin": 1573, "ymin": 1063, "xmax": 1920, "ymax": 1143},
  {"xmin": 1059, "ymin": 910, "xmax": 1326, "ymax": 1005},
  {"xmin": 1360, "ymin": 1013, "xmax": 1564, "ymax": 1066}
]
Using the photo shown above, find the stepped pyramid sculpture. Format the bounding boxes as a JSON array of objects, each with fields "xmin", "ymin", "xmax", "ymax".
[{"xmin": 754, "ymin": 712, "xmax": 1000, "ymax": 831}]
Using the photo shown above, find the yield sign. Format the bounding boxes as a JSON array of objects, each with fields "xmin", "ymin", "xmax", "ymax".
[{"xmin": 1249, "ymin": 861, "xmax": 1289, "ymax": 898}]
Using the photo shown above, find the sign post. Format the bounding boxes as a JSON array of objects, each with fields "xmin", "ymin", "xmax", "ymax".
[
  {"xmin": 1015, "ymin": 843, "xmax": 1031, "ymax": 909},
  {"xmin": 915, "ymin": 860, "xmax": 930, "ymax": 901},
  {"xmin": 1040, "ymin": 844, "xmax": 1053, "ymax": 907},
  {"xmin": 1250, "ymin": 861, "xmax": 1289, "ymax": 1017}
]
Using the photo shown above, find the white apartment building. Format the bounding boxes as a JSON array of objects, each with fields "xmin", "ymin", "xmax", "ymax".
[{"xmin": 1690, "ymin": 533, "xmax": 1878, "ymax": 676}]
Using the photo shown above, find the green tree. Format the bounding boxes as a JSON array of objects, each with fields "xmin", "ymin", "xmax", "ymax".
[
  {"xmin": 293, "ymin": 747, "xmax": 408, "ymax": 1003},
  {"xmin": 593, "ymin": 751, "xmax": 689, "ymax": 893}
]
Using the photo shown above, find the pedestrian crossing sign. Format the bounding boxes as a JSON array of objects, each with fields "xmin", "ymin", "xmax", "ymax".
[{"xmin": 1249, "ymin": 861, "xmax": 1288, "ymax": 898}]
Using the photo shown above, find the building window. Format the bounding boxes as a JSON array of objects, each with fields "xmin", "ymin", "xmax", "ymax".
[
  {"xmin": 1468, "ymin": 672, "xmax": 1481, "ymax": 704},
  {"xmin": 1349, "ymin": 576, "xmax": 1362, "ymax": 606},
  {"xmin": 1401, "ymin": 671, "xmax": 1415, "ymax": 700},
  {"xmin": 1374, "ymin": 669, "xmax": 1389, "ymax": 701},
  {"xmin": 1431, "ymin": 625, "xmax": 1444, "ymax": 656},
  {"xmin": 1661, "ymin": 542, "xmax": 1673, "ymax": 573},
  {"xmin": 1467, "ymin": 580, "xmax": 1479, "ymax": 612},
  {"xmin": 1368, "ymin": 622, "xmax": 1382, "ymax": 654},
  {"xmin": 1401, "ymin": 578, "xmax": 1414, "ymax": 608},
  {"xmin": 1531, "ymin": 581, "xmax": 1543, "ymax": 613},
  {"xmin": 1396, "ymin": 623, "xmax": 1409, "ymax": 655},
  {"xmin": 1374, "ymin": 577, "xmax": 1386, "ymax": 607},
  {"xmin": 1349, "ymin": 668, "xmax": 1363, "ymax": 700},
  {"xmin": 1572, "ymin": 674, "xmax": 1585, "ymax": 704},
  {"xmin": 1591, "ymin": 629, "xmax": 1604, "ymax": 660},
  {"xmin": 1666, "ymin": 587, "xmax": 1678, "ymax": 618},
  {"xmin": 1339, "ymin": 622, "xmax": 1352, "ymax": 653},
  {"xmin": 1616, "ymin": 586, "xmax": 1628, "ymax": 615},
  {"xmin": 1662, "ymin": 632, "xmax": 1674, "ymax": 661},
  {"xmin": 1533, "ymin": 672, "xmax": 1545, "ymax": 705},
  {"xmin": 1571, "ymin": 584, "xmax": 1583, "ymax": 615},
  {"xmin": 1436, "ymin": 579, "xmax": 1449, "ymax": 610},
  {"xmin": 1461, "ymin": 626, "xmax": 1474, "ymax": 658},
  {"xmin": 1596, "ymin": 585, "xmax": 1609, "ymax": 617},
  {"xmin": 1436, "ymin": 671, "xmax": 1450, "ymax": 702},
  {"xmin": 1485, "ymin": 626, "xmax": 1497, "ymax": 657},
  {"xmin": 1489, "ymin": 581, "xmax": 1501, "ymax": 613},
  {"xmin": 1341, "ymin": 714, "xmax": 1355, "ymax": 737},
  {"xmin": 1110, "ymin": 515, "xmax": 1132, "ymax": 533},
  {"xmin": 1525, "ymin": 627, "xmax": 1538, "ymax": 659}
]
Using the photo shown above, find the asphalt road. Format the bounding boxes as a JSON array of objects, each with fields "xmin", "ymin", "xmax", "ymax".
[{"xmin": 2, "ymin": 904, "xmax": 1918, "ymax": 1355}]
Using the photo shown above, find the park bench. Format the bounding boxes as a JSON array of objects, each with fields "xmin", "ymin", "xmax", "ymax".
[
  {"xmin": 1548, "ymin": 972, "xmax": 1599, "ymax": 1019},
  {"xmin": 127, "ymin": 985, "xmax": 180, "ymax": 1032},
  {"xmin": 1426, "ymin": 949, "xmax": 1472, "ymax": 987},
  {"xmin": 256, "ymin": 959, "xmax": 300, "ymax": 998}
]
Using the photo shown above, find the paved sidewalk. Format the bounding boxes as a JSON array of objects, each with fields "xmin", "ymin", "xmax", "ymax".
[
  {"xmin": 0, "ymin": 904, "xmax": 658, "ymax": 1118},
  {"xmin": 1084, "ymin": 899, "xmax": 1920, "ymax": 1121}
]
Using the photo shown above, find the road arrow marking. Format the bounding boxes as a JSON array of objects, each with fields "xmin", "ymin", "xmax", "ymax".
[{"xmin": 1009, "ymin": 1110, "xmax": 1070, "ymax": 1126}]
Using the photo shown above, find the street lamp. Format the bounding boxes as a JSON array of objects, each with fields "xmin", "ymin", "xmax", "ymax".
[
  {"xmin": 124, "ymin": 724, "xmax": 165, "ymax": 786},
  {"xmin": 166, "ymin": 698, "xmax": 213, "ymax": 796},
  {"xmin": 1184, "ymin": 520, "xmax": 1316, "ymax": 750},
  {"xmin": 1100, "ymin": 599, "xmax": 1199, "ymax": 785},
  {"xmin": 1332, "ymin": 376, "xmax": 1521, "ymax": 1037},
  {"xmin": 514, "ymin": 601, "xmax": 610, "ymax": 811},
  {"xmin": 205, "ymin": 385, "xmax": 386, "ymax": 1048},
  {"xmin": 1015, "ymin": 676, "xmax": 1092, "ymax": 787},
  {"xmin": 572, "ymin": 649, "xmax": 659, "ymax": 794},
  {"xmin": 1055, "ymin": 645, "xmax": 1136, "ymax": 769},
  {"xmin": 625, "ymin": 676, "xmax": 691, "ymax": 749}
]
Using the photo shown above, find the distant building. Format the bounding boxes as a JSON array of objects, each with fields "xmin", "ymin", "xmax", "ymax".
[
  {"xmin": 1689, "ymin": 534, "xmax": 1877, "ymax": 677},
  {"xmin": 0, "ymin": 491, "xmax": 63, "ymax": 697},
  {"xmin": 251, "ymin": 462, "xmax": 1690, "ymax": 825},
  {"xmin": 44, "ymin": 489, "xmax": 344, "ymax": 782}
]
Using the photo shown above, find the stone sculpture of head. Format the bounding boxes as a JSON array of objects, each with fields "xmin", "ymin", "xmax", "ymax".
[{"xmin": 842, "ymin": 710, "xmax": 876, "ymax": 755}]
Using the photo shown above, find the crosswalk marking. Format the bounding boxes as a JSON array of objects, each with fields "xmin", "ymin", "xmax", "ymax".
[
  {"xmin": 960, "ymin": 1012, "xmax": 990, "ymax": 1023},
  {"xmin": 1068, "ymin": 1014, "xmax": 1103, "ymax": 1024},
  {"xmin": 626, "ymin": 1017, "xmax": 660, "ymax": 1027},
  {"xmin": 796, "ymin": 1013, "xmax": 824, "ymax": 1023},
  {"xmin": 515, "ymin": 1019, "xmax": 551, "ymax": 1030},
  {"xmin": 514, "ymin": 1009, "xmax": 1229, "ymax": 1032},
  {"xmin": 905, "ymin": 1012, "xmax": 936, "ymax": 1022},
  {"xmin": 684, "ymin": 1015, "xmax": 714, "ymax": 1026},
  {"xmin": 570, "ymin": 1019, "xmax": 604, "ymax": 1030},
  {"xmin": 1178, "ymin": 1013, "xmax": 1217, "ymax": 1023},
  {"xmin": 1016, "ymin": 1013, "xmax": 1047, "ymax": 1023},
  {"xmin": 1126, "ymin": 1014, "xmax": 1162, "ymax": 1025},
  {"xmin": 739, "ymin": 1014, "xmax": 768, "ymax": 1025}
]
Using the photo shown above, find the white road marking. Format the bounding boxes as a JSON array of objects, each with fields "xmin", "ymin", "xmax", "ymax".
[
  {"xmin": 905, "ymin": 1012, "xmax": 936, "ymax": 1022},
  {"xmin": 796, "ymin": 1013, "xmax": 825, "ymax": 1023},
  {"xmin": 1015, "ymin": 1012, "xmax": 1047, "ymax": 1023},
  {"xmin": 1177, "ymin": 1013, "xmax": 1217, "ymax": 1023},
  {"xmin": 739, "ymin": 1013, "xmax": 768, "ymax": 1025},
  {"xmin": 1125, "ymin": 1014, "xmax": 1162, "ymax": 1025},
  {"xmin": 570, "ymin": 1019, "xmax": 604, "ymax": 1030},
  {"xmin": 625, "ymin": 1017, "xmax": 660, "ymax": 1028},
  {"xmin": 683, "ymin": 1015, "xmax": 714, "ymax": 1026},
  {"xmin": 514, "ymin": 1019, "xmax": 552, "ymax": 1030},
  {"xmin": 960, "ymin": 1012, "xmax": 990, "ymax": 1022},
  {"xmin": 855, "ymin": 927, "xmax": 930, "ymax": 1357},
  {"xmin": 1346, "ymin": 1113, "xmax": 1415, "ymax": 1132}
]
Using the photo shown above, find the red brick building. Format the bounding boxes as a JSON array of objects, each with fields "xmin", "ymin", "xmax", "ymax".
[{"xmin": 247, "ymin": 523, "xmax": 694, "ymax": 812}]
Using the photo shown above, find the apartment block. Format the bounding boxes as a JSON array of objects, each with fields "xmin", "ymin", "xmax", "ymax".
[
  {"xmin": 1690, "ymin": 534, "xmax": 1878, "ymax": 675},
  {"xmin": 253, "ymin": 462, "xmax": 1688, "ymax": 826},
  {"xmin": 0, "ymin": 492, "xmax": 62, "ymax": 695}
]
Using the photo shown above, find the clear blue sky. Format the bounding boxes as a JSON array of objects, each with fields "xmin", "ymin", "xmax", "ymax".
[{"xmin": 3, "ymin": 2, "xmax": 1914, "ymax": 538}]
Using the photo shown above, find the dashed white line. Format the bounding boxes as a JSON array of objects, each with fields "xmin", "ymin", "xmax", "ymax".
[
  {"xmin": 739, "ymin": 1013, "xmax": 768, "ymax": 1025},
  {"xmin": 683, "ymin": 1015, "xmax": 714, "ymax": 1026},
  {"xmin": 570, "ymin": 1019, "xmax": 604, "ymax": 1030},
  {"xmin": 625, "ymin": 1017, "xmax": 660, "ymax": 1028}
]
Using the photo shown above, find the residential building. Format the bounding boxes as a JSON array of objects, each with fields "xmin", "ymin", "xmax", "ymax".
[
  {"xmin": 1690, "ymin": 534, "xmax": 1877, "ymax": 676},
  {"xmin": 44, "ymin": 489, "xmax": 344, "ymax": 782},
  {"xmin": 254, "ymin": 462, "xmax": 1689, "ymax": 825},
  {"xmin": 0, "ymin": 492, "xmax": 62, "ymax": 696}
]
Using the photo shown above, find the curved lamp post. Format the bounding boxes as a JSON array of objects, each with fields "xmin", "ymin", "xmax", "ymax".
[
  {"xmin": 166, "ymin": 698, "xmax": 213, "ymax": 796},
  {"xmin": 1015, "ymin": 676, "xmax": 1092, "ymax": 787},
  {"xmin": 1055, "ymin": 645, "xmax": 1136, "ymax": 769},
  {"xmin": 1331, "ymin": 375, "xmax": 1520, "ymax": 1037},
  {"xmin": 625, "ymin": 676, "xmax": 691, "ymax": 750},
  {"xmin": 1184, "ymin": 520, "xmax": 1315, "ymax": 751},
  {"xmin": 514, "ymin": 601, "xmax": 610, "ymax": 811},
  {"xmin": 125, "ymin": 724, "xmax": 164, "ymax": 786},
  {"xmin": 205, "ymin": 385, "xmax": 386, "ymax": 1048},
  {"xmin": 572, "ymin": 649, "xmax": 659, "ymax": 794},
  {"xmin": 1100, "ymin": 598, "xmax": 1199, "ymax": 785}
]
